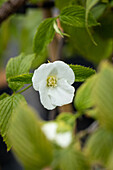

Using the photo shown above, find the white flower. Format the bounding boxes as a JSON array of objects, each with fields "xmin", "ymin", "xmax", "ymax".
[
  {"xmin": 32, "ymin": 61, "xmax": 75, "ymax": 110},
  {"xmin": 55, "ymin": 132, "xmax": 72, "ymax": 148},
  {"xmin": 42, "ymin": 122, "xmax": 72, "ymax": 148},
  {"xmin": 42, "ymin": 122, "xmax": 58, "ymax": 140}
]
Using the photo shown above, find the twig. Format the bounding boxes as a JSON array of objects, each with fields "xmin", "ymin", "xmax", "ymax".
[
  {"xmin": 0, "ymin": 69, "xmax": 7, "ymax": 88},
  {"xmin": 0, "ymin": 1, "xmax": 55, "ymax": 24},
  {"xmin": 0, "ymin": 0, "xmax": 26, "ymax": 24}
]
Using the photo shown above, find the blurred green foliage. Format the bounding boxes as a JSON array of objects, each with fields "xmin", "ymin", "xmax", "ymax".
[
  {"xmin": 0, "ymin": 9, "xmax": 44, "ymax": 67},
  {"xmin": 0, "ymin": 0, "xmax": 113, "ymax": 169}
]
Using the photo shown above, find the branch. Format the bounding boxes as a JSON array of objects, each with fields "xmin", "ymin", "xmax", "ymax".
[
  {"xmin": 0, "ymin": 1, "xmax": 55, "ymax": 24},
  {"xmin": 0, "ymin": 0, "xmax": 26, "ymax": 24}
]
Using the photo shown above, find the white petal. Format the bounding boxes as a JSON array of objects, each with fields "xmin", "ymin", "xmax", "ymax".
[
  {"xmin": 55, "ymin": 132, "xmax": 72, "ymax": 148},
  {"xmin": 48, "ymin": 79, "xmax": 75, "ymax": 106},
  {"xmin": 39, "ymin": 80, "xmax": 56, "ymax": 110},
  {"xmin": 42, "ymin": 122, "xmax": 58, "ymax": 141},
  {"xmin": 53, "ymin": 61, "xmax": 75, "ymax": 84},
  {"xmin": 32, "ymin": 63, "xmax": 57, "ymax": 91}
]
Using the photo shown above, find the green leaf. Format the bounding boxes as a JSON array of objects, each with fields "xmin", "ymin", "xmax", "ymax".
[
  {"xmin": 55, "ymin": 0, "xmax": 75, "ymax": 10},
  {"xmin": 95, "ymin": 6, "xmax": 113, "ymax": 39},
  {"xmin": 92, "ymin": 62, "xmax": 113, "ymax": 130},
  {"xmin": 8, "ymin": 73, "xmax": 33, "ymax": 84},
  {"xmin": 75, "ymin": 75, "xmax": 97, "ymax": 111},
  {"xmin": 0, "ymin": 94, "xmax": 26, "ymax": 150},
  {"xmin": 65, "ymin": 26, "xmax": 113, "ymax": 64},
  {"xmin": 8, "ymin": 105, "xmax": 53, "ymax": 170},
  {"xmin": 86, "ymin": 128, "xmax": 113, "ymax": 165},
  {"xmin": 0, "ymin": 93, "xmax": 9, "ymax": 100},
  {"xmin": 31, "ymin": 52, "xmax": 47, "ymax": 69},
  {"xmin": 86, "ymin": 0, "xmax": 99, "ymax": 15},
  {"xmin": 53, "ymin": 21, "xmax": 64, "ymax": 38},
  {"xmin": 6, "ymin": 53, "xmax": 35, "ymax": 92},
  {"xmin": 33, "ymin": 18, "xmax": 55, "ymax": 54},
  {"xmin": 53, "ymin": 147, "xmax": 90, "ymax": 170},
  {"xmin": 69, "ymin": 64, "xmax": 96, "ymax": 82},
  {"xmin": 91, "ymin": 4, "xmax": 106, "ymax": 19},
  {"xmin": 85, "ymin": 0, "xmax": 99, "ymax": 45},
  {"xmin": 60, "ymin": 5, "xmax": 98, "ymax": 27},
  {"xmin": 53, "ymin": 21, "xmax": 70, "ymax": 38}
]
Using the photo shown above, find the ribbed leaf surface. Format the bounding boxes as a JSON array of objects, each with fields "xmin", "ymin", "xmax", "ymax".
[
  {"xmin": 0, "ymin": 94, "xmax": 26, "ymax": 150},
  {"xmin": 8, "ymin": 73, "xmax": 33, "ymax": 84},
  {"xmin": 6, "ymin": 53, "xmax": 35, "ymax": 92},
  {"xmin": 70, "ymin": 64, "xmax": 96, "ymax": 82},
  {"xmin": 60, "ymin": 5, "xmax": 98, "ymax": 27},
  {"xmin": 33, "ymin": 18, "xmax": 55, "ymax": 54},
  {"xmin": 9, "ymin": 105, "xmax": 53, "ymax": 170}
]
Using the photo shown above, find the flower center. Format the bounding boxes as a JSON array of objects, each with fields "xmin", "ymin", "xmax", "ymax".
[{"xmin": 47, "ymin": 76, "xmax": 57, "ymax": 87}]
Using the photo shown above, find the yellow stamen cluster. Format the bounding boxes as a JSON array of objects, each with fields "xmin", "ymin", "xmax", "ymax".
[{"xmin": 47, "ymin": 76, "xmax": 57, "ymax": 87}]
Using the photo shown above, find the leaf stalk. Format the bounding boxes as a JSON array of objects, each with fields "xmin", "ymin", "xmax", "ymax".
[{"xmin": 16, "ymin": 84, "xmax": 32, "ymax": 94}]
